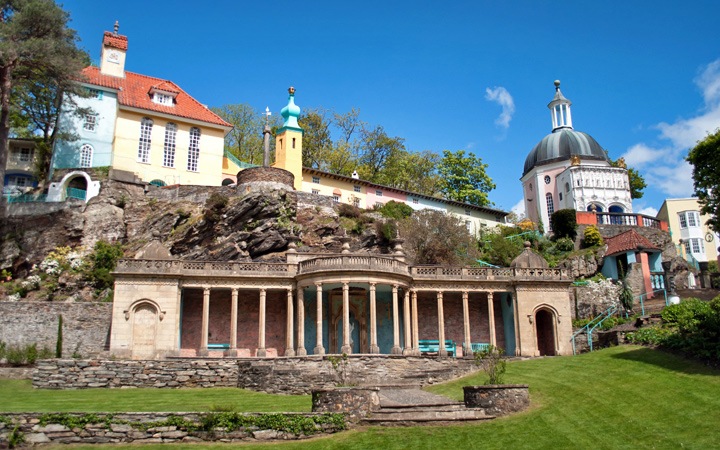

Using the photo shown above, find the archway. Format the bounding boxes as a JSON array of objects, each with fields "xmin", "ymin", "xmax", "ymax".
[
  {"xmin": 535, "ymin": 309, "xmax": 556, "ymax": 356},
  {"xmin": 66, "ymin": 175, "xmax": 88, "ymax": 200},
  {"xmin": 587, "ymin": 203, "xmax": 604, "ymax": 212},
  {"xmin": 221, "ymin": 178, "xmax": 234, "ymax": 186},
  {"xmin": 131, "ymin": 302, "xmax": 158, "ymax": 360},
  {"xmin": 609, "ymin": 205, "xmax": 624, "ymax": 213}
]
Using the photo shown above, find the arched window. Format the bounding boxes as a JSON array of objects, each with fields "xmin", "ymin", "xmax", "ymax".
[
  {"xmin": 546, "ymin": 193, "xmax": 554, "ymax": 215},
  {"xmin": 138, "ymin": 118, "xmax": 153, "ymax": 163},
  {"xmin": 163, "ymin": 123, "xmax": 177, "ymax": 167},
  {"xmin": 80, "ymin": 144, "xmax": 93, "ymax": 168},
  {"xmin": 149, "ymin": 179, "xmax": 166, "ymax": 187},
  {"xmin": 187, "ymin": 127, "xmax": 200, "ymax": 172}
]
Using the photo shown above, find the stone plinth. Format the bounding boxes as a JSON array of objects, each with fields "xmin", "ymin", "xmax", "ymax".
[
  {"xmin": 312, "ymin": 387, "xmax": 380, "ymax": 422},
  {"xmin": 236, "ymin": 167, "xmax": 294, "ymax": 189},
  {"xmin": 463, "ymin": 384, "xmax": 529, "ymax": 417}
]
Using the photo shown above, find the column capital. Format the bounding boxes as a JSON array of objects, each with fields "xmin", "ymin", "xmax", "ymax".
[
  {"xmin": 342, "ymin": 282, "xmax": 350, "ymax": 289},
  {"xmin": 259, "ymin": 287, "xmax": 267, "ymax": 294},
  {"xmin": 369, "ymin": 282, "xmax": 377, "ymax": 288},
  {"xmin": 392, "ymin": 284, "xmax": 399, "ymax": 291},
  {"xmin": 437, "ymin": 290, "xmax": 444, "ymax": 299},
  {"xmin": 315, "ymin": 282, "xmax": 323, "ymax": 288},
  {"xmin": 462, "ymin": 290, "xmax": 469, "ymax": 299}
]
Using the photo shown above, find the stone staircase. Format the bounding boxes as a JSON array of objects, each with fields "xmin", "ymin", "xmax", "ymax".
[{"xmin": 360, "ymin": 387, "xmax": 494, "ymax": 426}]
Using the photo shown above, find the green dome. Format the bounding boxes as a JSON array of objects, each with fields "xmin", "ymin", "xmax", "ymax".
[{"xmin": 280, "ymin": 87, "xmax": 301, "ymax": 130}]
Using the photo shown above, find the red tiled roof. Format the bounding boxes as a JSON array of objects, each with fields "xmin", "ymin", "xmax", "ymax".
[
  {"xmin": 103, "ymin": 31, "xmax": 128, "ymax": 51},
  {"xmin": 81, "ymin": 66, "xmax": 231, "ymax": 128},
  {"xmin": 604, "ymin": 229, "xmax": 659, "ymax": 257}
]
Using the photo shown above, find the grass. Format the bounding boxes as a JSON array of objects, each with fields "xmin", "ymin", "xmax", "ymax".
[
  {"xmin": 0, "ymin": 381, "xmax": 310, "ymax": 413},
  {"xmin": 7, "ymin": 346, "xmax": 720, "ymax": 449}
]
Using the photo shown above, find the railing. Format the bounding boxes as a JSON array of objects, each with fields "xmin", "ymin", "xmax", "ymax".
[
  {"xmin": 224, "ymin": 150, "xmax": 259, "ymax": 170},
  {"xmin": 115, "ymin": 259, "xmax": 293, "ymax": 276},
  {"xmin": 298, "ymin": 255, "xmax": 408, "ymax": 275},
  {"xmin": 594, "ymin": 213, "xmax": 661, "ymax": 229},
  {"xmin": 650, "ymin": 272, "xmax": 665, "ymax": 290},
  {"xmin": 410, "ymin": 266, "xmax": 567, "ymax": 280},
  {"xmin": 571, "ymin": 304, "xmax": 625, "ymax": 354},
  {"xmin": 636, "ymin": 289, "xmax": 667, "ymax": 316},
  {"xmin": 4, "ymin": 193, "xmax": 47, "ymax": 203},
  {"xmin": 66, "ymin": 187, "xmax": 86, "ymax": 201}
]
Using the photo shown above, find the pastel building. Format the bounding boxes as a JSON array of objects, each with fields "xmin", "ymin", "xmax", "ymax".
[
  {"xmin": 3, "ymin": 139, "xmax": 37, "ymax": 193},
  {"xmin": 50, "ymin": 24, "xmax": 231, "ymax": 201},
  {"xmin": 521, "ymin": 81, "xmax": 632, "ymax": 233},
  {"xmin": 657, "ymin": 198, "xmax": 719, "ymax": 264}
]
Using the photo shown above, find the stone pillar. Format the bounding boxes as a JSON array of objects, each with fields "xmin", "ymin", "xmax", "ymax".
[
  {"xmin": 391, "ymin": 285, "xmax": 402, "ymax": 354},
  {"xmin": 512, "ymin": 292, "xmax": 521, "ymax": 356},
  {"xmin": 314, "ymin": 283, "xmax": 325, "ymax": 355},
  {"xmin": 341, "ymin": 282, "xmax": 352, "ymax": 354},
  {"xmin": 403, "ymin": 290, "xmax": 412, "ymax": 355},
  {"xmin": 437, "ymin": 291, "xmax": 447, "ymax": 357},
  {"xmin": 296, "ymin": 287, "xmax": 307, "ymax": 356},
  {"xmin": 487, "ymin": 291, "xmax": 496, "ymax": 348},
  {"xmin": 369, "ymin": 283, "xmax": 379, "ymax": 354},
  {"xmin": 200, "ymin": 287, "xmax": 210, "ymax": 353},
  {"xmin": 257, "ymin": 288, "xmax": 267, "ymax": 357},
  {"xmin": 462, "ymin": 290, "xmax": 472, "ymax": 358},
  {"xmin": 285, "ymin": 289, "xmax": 295, "ymax": 357},
  {"xmin": 411, "ymin": 290, "xmax": 419, "ymax": 355},
  {"xmin": 230, "ymin": 288, "xmax": 238, "ymax": 350}
]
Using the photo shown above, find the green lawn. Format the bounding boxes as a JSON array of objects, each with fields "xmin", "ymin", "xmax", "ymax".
[
  {"xmin": 0, "ymin": 381, "xmax": 310, "ymax": 413},
  {"xmin": 6, "ymin": 345, "xmax": 720, "ymax": 449}
]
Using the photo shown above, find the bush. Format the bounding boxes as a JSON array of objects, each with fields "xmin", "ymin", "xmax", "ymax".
[
  {"xmin": 377, "ymin": 200, "xmax": 413, "ymax": 220},
  {"xmin": 203, "ymin": 192, "xmax": 229, "ymax": 222},
  {"xmin": 550, "ymin": 209, "xmax": 577, "ymax": 240},
  {"xmin": 86, "ymin": 241, "xmax": 123, "ymax": 290},
  {"xmin": 554, "ymin": 237, "xmax": 575, "ymax": 252},
  {"xmin": 474, "ymin": 345, "xmax": 506, "ymax": 385},
  {"xmin": 583, "ymin": 225, "xmax": 604, "ymax": 247},
  {"xmin": 337, "ymin": 203, "xmax": 361, "ymax": 218}
]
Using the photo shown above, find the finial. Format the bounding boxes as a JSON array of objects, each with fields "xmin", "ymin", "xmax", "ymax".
[
  {"xmin": 288, "ymin": 86, "xmax": 295, "ymax": 95},
  {"xmin": 263, "ymin": 107, "xmax": 272, "ymax": 126},
  {"xmin": 554, "ymin": 80, "xmax": 561, "ymax": 90},
  {"xmin": 113, "ymin": 20, "xmax": 119, "ymax": 35},
  {"xmin": 524, "ymin": 241, "xmax": 531, "ymax": 248}
]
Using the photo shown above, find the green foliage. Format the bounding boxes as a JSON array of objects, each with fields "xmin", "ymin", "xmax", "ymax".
[
  {"xmin": 327, "ymin": 353, "xmax": 351, "ymax": 386},
  {"xmin": 661, "ymin": 298, "xmax": 711, "ymax": 331},
  {"xmin": 337, "ymin": 202, "xmax": 361, "ymax": 218},
  {"xmin": 56, "ymin": 314, "xmax": 63, "ymax": 358},
  {"xmin": 39, "ymin": 413, "xmax": 116, "ymax": 429},
  {"xmin": 211, "ymin": 104, "xmax": 273, "ymax": 165},
  {"xmin": 1, "ymin": 269, "xmax": 11, "ymax": 280},
  {"xmin": 554, "ymin": 237, "xmax": 575, "ymax": 252},
  {"xmin": 377, "ymin": 200, "xmax": 413, "ymax": 220},
  {"xmin": 86, "ymin": 241, "xmax": 123, "ymax": 290},
  {"xmin": 550, "ymin": 209, "xmax": 577, "ymax": 240},
  {"xmin": 3, "ymin": 343, "xmax": 52, "ymax": 366},
  {"xmin": 199, "ymin": 412, "xmax": 346, "ymax": 435},
  {"xmin": 611, "ymin": 159, "xmax": 647, "ymax": 199},
  {"xmin": 625, "ymin": 326, "xmax": 676, "ymax": 346},
  {"xmin": 619, "ymin": 280, "xmax": 634, "ymax": 311},
  {"xmin": 376, "ymin": 221, "xmax": 398, "ymax": 243},
  {"xmin": 687, "ymin": 129, "xmax": 720, "ymax": 233},
  {"xmin": 478, "ymin": 226, "xmax": 525, "ymax": 267},
  {"xmin": 7, "ymin": 424, "xmax": 24, "ymax": 449},
  {"xmin": 473, "ymin": 345, "xmax": 506, "ymax": 385},
  {"xmin": 437, "ymin": 149, "xmax": 495, "ymax": 206},
  {"xmin": 582, "ymin": 225, "xmax": 604, "ymax": 248},
  {"xmin": 0, "ymin": 341, "xmax": 5, "ymax": 360},
  {"xmin": 203, "ymin": 192, "xmax": 229, "ymax": 223}
]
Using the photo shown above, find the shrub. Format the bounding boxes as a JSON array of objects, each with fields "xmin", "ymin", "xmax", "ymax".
[
  {"xmin": 56, "ymin": 315, "xmax": 63, "ymax": 358},
  {"xmin": 377, "ymin": 200, "xmax": 413, "ymax": 220},
  {"xmin": 376, "ymin": 221, "xmax": 398, "ymax": 243},
  {"xmin": 554, "ymin": 237, "xmax": 575, "ymax": 252},
  {"xmin": 337, "ymin": 203, "xmax": 361, "ymax": 218},
  {"xmin": 550, "ymin": 209, "xmax": 577, "ymax": 240},
  {"xmin": 474, "ymin": 345, "xmax": 506, "ymax": 385},
  {"xmin": 203, "ymin": 192, "xmax": 229, "ymax": 222},
  {"xmin": 86, "ymin": 241, "xmax": 124, "ymax": 290},
  {"xmin": 583, "ymin": 225, "xmax": 604, "ymax": 247},
  {"xmin": 399, "ymin": 210, "xmax": 481, "ymax": 265}
]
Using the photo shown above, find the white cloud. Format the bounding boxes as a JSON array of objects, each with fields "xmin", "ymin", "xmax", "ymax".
[
  {"xmin": 636, "ymin": 206, "xmax": 658, "ymax": 217},
  {"xmin": 511, "ymin": 198, "xmax": 526, "ymax": 217},
  {"xmin": 623, "ymin": 58, "xmax": 720, "ymax": 200},
  {"xmin": 485, "ymin": 86, "xmax": 515, "ymax": 129}
]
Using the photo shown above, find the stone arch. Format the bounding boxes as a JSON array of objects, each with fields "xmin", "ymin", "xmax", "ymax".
[
  {"xmin": 48, "ymin": 170, "xmax": 101, "ymax": 203},
  {"xmin": 128, "ymin": 299, "xmax": 161, "ymax": 360},
  {"xmin": 221, "ymin": 178, "xmax": 234, "ymax": 186},
  {"xmin": 532, "ymin": 304, "xmax": 558, "ymax": 356},
  {"xmin": 586, "ymin": 202, "xmax": 604, "ymax": 212},
  {"xmin": 608, "ymin": 204, "xmax": 624, "ymax": 213}
]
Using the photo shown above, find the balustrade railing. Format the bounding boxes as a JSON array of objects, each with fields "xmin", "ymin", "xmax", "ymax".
[
  {"xmin": 298, "ymin": 255, "xmax": 408, "ymax": 274},
  {"xmin": 115, "ymin": 259, "xmax": 292, "ymax": 275},
  {"xmin": 594, "ymin": 212, "xmax": 661, "ymax": 229},
  {"xmin": 410, "ymin": 266, "xmax": 565, "ymax": 280}
]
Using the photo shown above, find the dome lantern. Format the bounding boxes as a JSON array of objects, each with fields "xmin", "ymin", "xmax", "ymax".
[{"xmin": 548, "ymin": 80, "xmax": 573, "ymax": 131}]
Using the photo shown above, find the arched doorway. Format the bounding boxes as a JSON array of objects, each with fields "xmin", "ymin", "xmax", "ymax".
[
  {"xmin": 587, "ymin": 203, "xmax": 603, "ymax": 212},
  {"xmin": 66, "ymin": 175, "xmax": 88, "ymax": 200},
  {"xmin": 609, "ymin": 205, "xmax": 624, "ymax": 213},
  {"xmin": 535, "ymin": 309, "xmax": 556, "ymax": 356},
  {"xmin": 131, "ymin": 302, "xmax": 158, "ymax": 359}
]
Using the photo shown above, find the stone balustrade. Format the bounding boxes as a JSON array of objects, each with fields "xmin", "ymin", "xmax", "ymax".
[
  {"xmin": 298, "ymin": 255, "xmax": 408, "ymax": 275},
  {"xmin": 114, "ymin": 259, "xmax": 295, "ymax": 276},
  {"xmin": 411, "ymin": 266, "xmax": 568, "ymax": 281}
]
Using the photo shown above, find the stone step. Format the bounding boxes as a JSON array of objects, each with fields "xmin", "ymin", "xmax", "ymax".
[{"xmin": 361, "ymin": 407, "xmax": 494, "ymax": 425}]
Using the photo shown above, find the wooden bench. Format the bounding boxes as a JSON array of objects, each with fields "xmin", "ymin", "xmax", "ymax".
[
  {"xmin": 207, "ymin": 343, "xmax": 230, "ymax": 350},
  {"xmin": 418, "ymin": 339, "xmax": 456, "ymax": 357}
]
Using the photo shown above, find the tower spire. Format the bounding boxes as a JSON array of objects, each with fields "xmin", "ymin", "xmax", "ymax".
[{"xmin": 548, "ymin": 80, "xmax": 573, "ymax": 131}]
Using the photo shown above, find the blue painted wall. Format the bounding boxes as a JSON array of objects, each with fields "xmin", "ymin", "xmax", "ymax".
[
  {"xmin": 52, "ymin": 87, "xmax": 117, "ymax": 170},
  {"xmin": 602, "ymin": 256, "xmax": 620, "ymax": 279},
  {"xmin": 500, "ymin": 293, "xmax": 516, "ymax": 356},
  {"xmin": 649, "ymin": 252, "xmax": 663, "ymax": 272}
]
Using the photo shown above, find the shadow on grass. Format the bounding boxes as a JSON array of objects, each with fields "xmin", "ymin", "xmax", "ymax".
[{"xmin": 610, "ymin": 346, "xmax": 719, "ymax": 376}]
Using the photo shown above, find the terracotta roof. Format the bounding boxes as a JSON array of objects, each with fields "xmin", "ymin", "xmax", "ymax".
[
  {"xmin": 604, "ymin": 229, "xmax": 659, "ymax": 257},
  {"xmin": 103, "ymin": 31, "xmax": 128, "ymax": 50},
  {"xmin": 81, "ymin": 66, "xmax": 231, "ymax": 128}
]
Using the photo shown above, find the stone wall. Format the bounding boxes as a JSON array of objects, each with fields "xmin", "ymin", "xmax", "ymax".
[
  {"xmin": 236, "ymin": 167, "xmax": 294, "ymax": 188},
  {"xmin": 570, "ymin": 279, "xmax": 621, "ymax": 319},
  {"xmin": 463, "ymin": 384, "xmax": 530, "ymax": 417},
  {"xmin": 4, "ymin": 201, "xmax": 84, "ymax": 218},
  {"xmin": 312, "ymin": 388, "xmax": 381, "ymax": 422},
  {"xmin": 0, "ymin": 412, "xmax": 345, "ymax": 446},
  {"xmin": 0, "ymin": 302, "xmax": 112, "ymax": 357},
  {"xmin": 33, "ymin": 359, "xmax": 239, "ymax": 389}
]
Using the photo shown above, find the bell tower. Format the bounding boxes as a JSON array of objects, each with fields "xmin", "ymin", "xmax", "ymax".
[
  {"xmin": 274, "ymin": 87, "xmax": 303, "ymax": 189},
  {"xmin": 100, "ymin": 21, "xmax": 128, "ymax": 78}
]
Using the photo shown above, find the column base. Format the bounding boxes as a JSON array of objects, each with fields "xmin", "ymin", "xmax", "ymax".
[
  {"xmin": 370, "ymin": 345, "xmax": 380, "ymax": 354},
  {"xmin": 391, "ymin": 346, "xmax": 403, "ymax": 355},
  {"xmin": 256, "ymin": 348, "xmax": 267, "ymax": 358},
  {"xmin": 402, "ymin": 348, "xmax": 413, "ymax": 355},
  {"xmin": 224, "ymin": 348, "xmax": 242, "ymax": 357},
  {"xmin": 341, "ymin": 345, "xmax": 352, "ymax": 354},
  {"xmin": 285, "ymin": 348, "xmax": 296, "ymax": 357},
  {"xmin": 198, "ymin": 349, "xmax": 209, "ymax": 357},
  {"xmin": 314, "ymin": 346, "xmax": 325, "ymax": 356},
  {"xmin": 463, "ymin": 345, "xmax": 474, "ymax": 359},
  {"xmin": 296, "ymin": 347, "xmax": 307, "ymax": 356},
  {"xmin": 438, "ymin": 349, "xmax": 448, "ymax": 358}
]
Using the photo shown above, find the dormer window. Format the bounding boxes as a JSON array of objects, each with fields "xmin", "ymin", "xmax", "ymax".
[
  {"xmin": 149, "ymin": 83, "xmax": 178, "ymax": 107},
  {"xmin": 153, "ymin": 92, "xmax": 173, "ymax": 106}
]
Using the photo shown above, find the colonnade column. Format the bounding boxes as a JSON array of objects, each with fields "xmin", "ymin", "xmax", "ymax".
[
  {"xmin": 229, "ymin": 288, "xmax": 238, "ymax": 351},
  {"xmin": 285, "ymin": 289, "xmax": 295, "ymax": 357},
  {"xmin": 403, "ymin": 290, "xmax": 412, "ymax": 355},
  {"xmin": 411, "ymin": 290, "xmax": 419, "ymax": 355},
  {"xmin": 487, "ymin": 291, "xmax": 496, "ymax": 348},
  {"xmin": 257, "ymin": 288, "xmax": 267, "ymax": 357},
  {"xmin": 391, "ymin": 285, "xmax": 402, "ymax": 354},
  {"xmin": 437, "ymin": 291, "xmax": 447, "ymax": 357},
  {"xmin": 296, "ymin": 287, "xmax": 307, "ymax": 356},
  {"xmin": 314, "ymin": 283, "xmax": 325, "ymax": 355},
  {"xmin": 369, "ymin": 283, "xmax": 379, "ymax": 353},
  {"xmin": 462, "ymin": 290, "xmax": 472, "ymax": 358},
  {"xmin": 341, "ymin": 282, "xmax": 352, "ymax": 354},
  {"xmin": 200, "ymin": 287, "xmax": 210, "ymax": 352}
]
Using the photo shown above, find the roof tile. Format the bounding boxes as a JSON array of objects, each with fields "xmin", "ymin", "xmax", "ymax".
[
  {"xmin": 605, "ymin": 229, "xmax": 659, "ymax": 257},
  {"xmin": 103, "ymin": 31, "xmax": 128, "ymax": 51}
]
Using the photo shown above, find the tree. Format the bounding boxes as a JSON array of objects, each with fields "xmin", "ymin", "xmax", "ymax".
[
  {"xmin": 687, "ymin": 129, "xmax": 720, "ymax": 232},
  {"xmin": 398, "ymin": 209, "xmax": 481, "ymax": 265},
  {"xmin": 298, "ymin": 107, "xmax": 332, "ymax": 169},
  {"xmin": 0, "ymin": 0, "xmax": 88, "ymax": 193},
  {"xmin": 610, "ymin": 158, "xmax": 647, "ymax": 199},
  {"xmin": 356, "ymin": 125, "xmax": 405, "ymax": 182},
  {"xmin": 210, "ymin": 104, "xmax": 266, "ymax": 165},
  {"xmin": 550, "ymin": 209, "xmax": 577, "ymax": 240},
  {"xmin": 374, "ymin": 149, "xmax": 440, "ymax": 195},
  {"xmin": 437, "ymin": 150, "xmax": 496, "ymax": 206}
]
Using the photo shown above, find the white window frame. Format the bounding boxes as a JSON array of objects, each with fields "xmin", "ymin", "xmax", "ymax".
[
  {"xmin": 15, "ymin": 147, "xmax": 32, "ymax": 162},
  {"xmin": 353, "ymin": 185, "xmax": 361, "ymax": 193},
  {"xmin": 163, "ymin": 123, "xmax": 177, "ymax": 168},
  {"xmin": 80, "ymin": 144, "xmax": 93, "ymax": 168},
  {"xmin": 187, "ymin": 127, "xmax": 200, "ymax": 172},
  {"xmin": 312, "ymin": 176, "xmax": 320, "ymax": 184},
  {"xmin": 375, "ymin": 190, "xmax": 383, "ymax": 197},
  {"xmin": 332, "ymin": 195, "xmax": 340, "ymax": 203},
  {"xmin": 83, "ymin": 114, "xmax": 97, "ymax": 132},
  {"xmin": 8, "ymin": 175, "xmax": 28, "ymax": 187},
  {"xmin": 688, "ymin": 211, "xmax": 699, "ymax": 228},
  {"xmin": 138, "ymin": 118, "xmax": 153, "ymax": 163},
  {"xmin": 153, "ymin": 92, "xmax": 173, "ymax": 106},
  {"xmin": 312, "ymin": 189, "xmax": 320, "ymax": 195}
]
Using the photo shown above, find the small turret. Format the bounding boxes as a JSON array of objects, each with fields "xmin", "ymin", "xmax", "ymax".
[{"xmin": 548, "ymin": 80, "xmax": 573, "ymax": 131}]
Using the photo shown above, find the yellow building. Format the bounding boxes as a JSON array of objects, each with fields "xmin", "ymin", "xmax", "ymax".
[{"xmin": 657, "ymin": 198, "xmax": 718, "ymax": 264}]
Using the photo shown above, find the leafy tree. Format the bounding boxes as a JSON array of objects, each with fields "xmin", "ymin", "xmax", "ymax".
[
  {"xmin": 375, "ymin": 149, "xmax": 440, "ymax": 195},
  {"xmin": 298, "ymin": 107, "xmax": 332, "ymax": 169},
  {"xmin": 550, "ymin": 209, "xmax": 577, "ymax": 240},
  {"xmin": 478, "ymin": 225, "xmax": 525, "ymax": 266},
  {"xmin": 377, "ymin": 200, "xmax": 413, "ymax": 220},
  {"xmin": 356, "ymin": 125, "xmax": 405, "ymax": 181},
  {"xmin": 398, "ymin": 209, "xmax": 480, "ymax": 265},
  {"xmin": 211, "ymin": 104, "xmax": 269, "ymax": 165},
  {"xmin": 610, "ymin": 158, "xmax": 647, "ymax": 199},
  {"xmin": 0, "ymin": 0, "xmax": 88, "ymax": 191},
  {"xmin": 437, "ymin": 150, "xmax": 495, "ymax": 206},
  {"xmin": 686, "ymin": 129, "xmax": 720, "ymax": 233}
]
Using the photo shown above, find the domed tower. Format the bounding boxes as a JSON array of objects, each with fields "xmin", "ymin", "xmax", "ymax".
[
  {"xmin": 274, "ymin": 87, "xmax": 303, "ymax": 189},
  {"xmin": 520, "ymin": 81, "xmax": 632, "ymax": 232}
]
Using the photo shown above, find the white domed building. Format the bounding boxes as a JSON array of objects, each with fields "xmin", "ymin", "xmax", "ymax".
[{"xmin": 521, "ymin": 81, "xmax": 632, "ymax": 232}]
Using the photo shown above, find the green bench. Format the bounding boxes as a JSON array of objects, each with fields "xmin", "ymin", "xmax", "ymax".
[
  {"xmin": 207, "ymin": 343, "xmax": 230, "ymax": 350},
  {"xmin": 418, "ymin": 339, "xmax": 456, "ymax": 357},
  {"xmin": 471, "ymin": 342, "xmax": 491, "ymax": 352}
]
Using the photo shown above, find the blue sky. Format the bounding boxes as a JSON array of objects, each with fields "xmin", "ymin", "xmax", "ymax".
[{"xmin": 61, "ymin": 0, "xmax": 720, "ymax": 216}]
